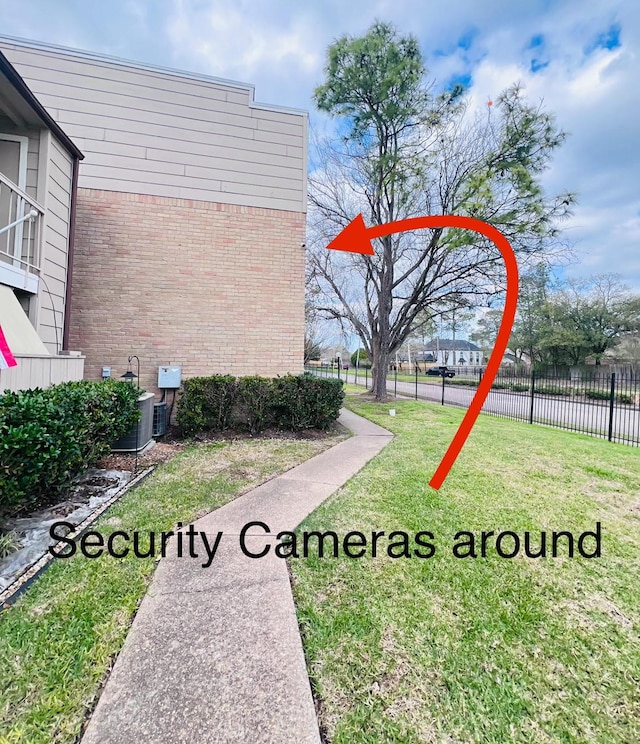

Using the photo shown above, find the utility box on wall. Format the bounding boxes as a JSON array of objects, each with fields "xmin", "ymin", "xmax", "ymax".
[{"xmin": 158, "ymin": 365, "xmax": 181, "ymax": 389}]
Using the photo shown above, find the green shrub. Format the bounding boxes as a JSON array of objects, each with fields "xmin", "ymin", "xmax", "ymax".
[
  {"xmin": 233, "ymin": 376, "xmax": 274, "ymax": 434},
  {"xmin": 584, "ymin": 389, "xmax": 610, "ymax": 401},
  {"xmin": 177, "ymin": 374, "xmax": 344, "ymax": 435},
  {"xmin": 535, "ymin": 384, "xmax": 571, "ymax": 396},
  {"xmin": 272, "ymin": 375, "xmax": 344, "ymax": 431},
  {"xmin": 447, "ymin": 378, "xmax": 478, "ymax": 387},
  {"xmin": 351, "ymin": 348, "xmax": 371, "ymax": 368},
  {"xmin": 449, "ymin": 379, "xmax": 529, "ymax": 392},
  {"xmin": 177, "ymin": 375, "xmax": 238, "ymax": 435},
  {"xmin": 0, "ymin": 380, "xmax": 139, "ymax": 516},
  {"xmin": 581, "ymin": 389, "xmax": 633, "ymax": 404}
]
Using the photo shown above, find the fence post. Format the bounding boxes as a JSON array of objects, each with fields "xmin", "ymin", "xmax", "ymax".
[
  {"xmin": 529, "ymin": 370, "xmax": 536, "ymax": 424},
  {"xmin": 441, "ymin": 370, "xmax": 445, "ymax": 405},
  {"xmin": 608, "ymin": 372, "xmax": 616, "ymax": 442},
  {"xmin": 365, "ymin": 367, "xmax": 368, "ymax": 389},
  {"xmin": 415, "ymin": 365, "xmax": 418, "ymax": 399},
  {"xmin": 394, "ymin": 366, "xmax": 398, "ymax": 397}
]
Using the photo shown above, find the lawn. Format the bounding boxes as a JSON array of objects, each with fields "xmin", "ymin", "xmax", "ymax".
[
  {"xmin": 0, "ymin": 433, "xmax": 344, "ymax": 743},
  {"xmin": 290, "ymin": 396, "xmax": 640, "ymax": 743}
]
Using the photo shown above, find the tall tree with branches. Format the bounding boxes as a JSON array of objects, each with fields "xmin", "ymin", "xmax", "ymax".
[{"xmin": 308, "ymin": 21, "xmax": 575, "ymax": 399}]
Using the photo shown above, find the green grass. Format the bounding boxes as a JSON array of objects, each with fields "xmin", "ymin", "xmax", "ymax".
[
  {"xmin": 0, "ymin": 433, "xmax": 345, "ymax": 743},
  {"xmin": 290, "ymin": 397, "xmax": 640, "ymax": 743}
]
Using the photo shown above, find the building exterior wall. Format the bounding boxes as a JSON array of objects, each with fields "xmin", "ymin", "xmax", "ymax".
[
  {"xmin": 0, "ymin": 353, "xmax": 84, "ymax": 392},
  {"xmin": 1, "ymin": 38, "xmax": 308, "ymax": 387},
  {"xmin": 0, "ymin": 40, "xmax": 307, "ymax": 212},
  {"xmin": 434, "ymin": 349, "xmax": 482, "ymax": 365},
  {"xmin": 70, "ymin": 189, "xmax": 305, "ymax": 392},
  {"xmin": 0, "ymin": 123, "xmax": 74, "ymax": 355}
]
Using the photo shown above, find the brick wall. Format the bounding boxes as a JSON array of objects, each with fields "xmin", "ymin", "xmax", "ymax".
[{"xmin": 69, "ymin": 189, "xmax": 305, "ymax": 395}]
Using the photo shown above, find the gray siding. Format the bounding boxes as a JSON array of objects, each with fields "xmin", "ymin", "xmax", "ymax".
[
  {"xmin": 37, "ymin": 132, "xmax": 73, "ymax": 352},
  {"xmin": 0, "ymin": 41, "xmax": 307, "ymax": 213}
]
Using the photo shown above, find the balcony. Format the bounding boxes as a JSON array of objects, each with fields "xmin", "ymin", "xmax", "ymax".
[{"xmin": 0, "ymin": 170, "xmax": 44, "ymax": 292}]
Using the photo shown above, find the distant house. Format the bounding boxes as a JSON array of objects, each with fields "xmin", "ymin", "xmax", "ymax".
[
  {"xmin": 319, "ymin": 344, "xmax": 351, "ymax": 367},
  {"xmin": 502, "ymin": 352, "xmax": 519, "ymax": 366},
  {"xmin": 0, "ymin": 36, "xmax": 307, "ymax": 394},
  {"xmin": 605, "ymin": 333, "xmax": 640, "ymax": 365},
  {"xmin": 420, "ymin": 339, "xmax": 483, "ymax": 366}
]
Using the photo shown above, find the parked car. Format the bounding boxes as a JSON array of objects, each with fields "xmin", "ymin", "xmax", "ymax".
[{"xmin": 426, "ymin": 366, "xmax": 456, "ymax": 378}]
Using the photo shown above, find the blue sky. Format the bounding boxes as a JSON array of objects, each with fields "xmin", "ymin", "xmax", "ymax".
[{"xmin": 1, "ymin": 0, "xmax": 638, "ymax": 291}]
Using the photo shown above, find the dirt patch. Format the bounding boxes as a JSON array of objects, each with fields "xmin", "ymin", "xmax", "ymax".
[
  {"xmin": 98, "ymin": 440, "xmax": 186, "ymax": 471},
  {"xmin": 564, "ymin": 594, "xmax": 634, "ymax": 631},
  {"xmin": 190, "ymin": 421, "xmax": 349, "ymax": 442}
]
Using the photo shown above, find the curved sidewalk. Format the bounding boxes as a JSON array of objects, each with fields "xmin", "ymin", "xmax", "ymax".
[{"xmin": 82, "ymin": 408, "xmax": 393, "ymax": 744}]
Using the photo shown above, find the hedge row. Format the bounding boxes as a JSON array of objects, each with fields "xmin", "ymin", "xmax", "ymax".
[
  {"xmin": 177, "ymin": 374, "xmax": 344, "ymax": 436},
  {"xmin": 0, "ymin": 380, "xmax": 140, "ymax": 515}
]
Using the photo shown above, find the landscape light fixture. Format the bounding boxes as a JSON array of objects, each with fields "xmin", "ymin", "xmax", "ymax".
[
  {"xmin": 121, "ymin": 355, "xmax": 141, "ymax": 472},
  {"xmin": 121, "ymin": 355, "xmax": 140, "ymax": 389}
]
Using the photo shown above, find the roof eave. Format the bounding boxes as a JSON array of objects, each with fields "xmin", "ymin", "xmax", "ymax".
[{"xmin": 0, "ymin": 49, "xmax": 84, "ymax": 160}]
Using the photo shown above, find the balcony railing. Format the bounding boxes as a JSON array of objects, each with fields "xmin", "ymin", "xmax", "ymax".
[{"xmin": 0, "ymin": 171, "xmax": 45, "ymax": 288}]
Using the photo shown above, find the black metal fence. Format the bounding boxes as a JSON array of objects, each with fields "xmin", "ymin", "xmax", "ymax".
[{"xmin": 305, "ymin": 365, "xmax": 640, "ymax": 447}]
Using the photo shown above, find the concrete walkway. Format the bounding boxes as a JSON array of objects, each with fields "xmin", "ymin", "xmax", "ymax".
[{"xmin": 82, "ymin": 409, "xmax": 392, "ymax": 744}]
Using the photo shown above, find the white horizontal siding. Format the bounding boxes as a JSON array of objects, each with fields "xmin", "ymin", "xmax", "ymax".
[
  {"xmin": 77, "ymin": 173, "xmax": 302, "ymax": 212},
  {"xmin": 38, "ymin": 133, "xmax": 72, "ymax": 353},
  {"xmin": 2, "ymin": 63, "xmax": 255, "ymax": 116},
  {"xmin": 54, "ymin": 109, "xmax": 299, "ymax": 158},
  {"xmin": 0, "ymin": 41, "xmax": 307, "ymax": 213},
  {"xmin": 0, "ymin": 354, "xmax": 84, "ymax": 392},
  {"xmin": 42, "ymin": 255, "xmax": 66, "ymax": 282},
  {"xmin": 144, "ymin": 146, "xmax": 302, "ymax": 177},
  {"xmin": 4, "ymin": 47, "xmax": 235, "ymax": 104}
]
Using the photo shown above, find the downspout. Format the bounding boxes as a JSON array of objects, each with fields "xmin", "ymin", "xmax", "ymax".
[{"xmin": 62, "ymin": 155, "xmax": 79, "ymax": 351}]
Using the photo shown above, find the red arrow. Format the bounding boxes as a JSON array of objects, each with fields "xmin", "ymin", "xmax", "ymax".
[
  {"xmin": 326, "ymin": 214, "xmax": 375, "ymax": 254},
  {"xmin": 328, "ymin": 213, "xmax": 519, "ymax": 490}
]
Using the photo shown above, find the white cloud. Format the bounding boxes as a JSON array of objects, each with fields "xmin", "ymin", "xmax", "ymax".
[
  {"xmin": 165, "ymin": 0, "xmax": 324, "ymax": 102},
  {"xmin": 0, "ymin": 0, "xmax": 637, "ymax": 288}
]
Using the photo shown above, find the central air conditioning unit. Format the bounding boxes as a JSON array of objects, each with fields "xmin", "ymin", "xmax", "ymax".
[
  {"xmin": 153, "ymin": 402, "xmax": 167, "ymax": 436},
  {"xmin": 111, "ymin": 392, "xmax": 155, "ymax": 452}
]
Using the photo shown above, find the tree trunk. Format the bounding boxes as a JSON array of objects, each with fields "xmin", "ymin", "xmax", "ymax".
[{"xmin": 370, "ymin": 335, "xmax": 390, "ymax": 400}]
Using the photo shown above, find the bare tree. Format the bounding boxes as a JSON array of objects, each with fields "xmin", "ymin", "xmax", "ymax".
[{"xmin": 307, "ymin": 22, "xmax": 574, "ymax": 399}]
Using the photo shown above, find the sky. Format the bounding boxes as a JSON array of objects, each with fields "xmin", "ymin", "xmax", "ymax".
[{"xmin": 1, "ymin": 0, "xmax": 638, "ymax": 294}]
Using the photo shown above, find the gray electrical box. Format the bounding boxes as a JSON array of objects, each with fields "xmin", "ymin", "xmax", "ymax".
[
  {"xmin": 158, "ymin": 365, "xmax": 182, "ymax": 389},
  {"xmin": 102, "ymin": 367, "xmax": 111, "ymax": 379}
]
